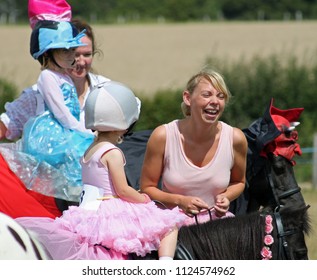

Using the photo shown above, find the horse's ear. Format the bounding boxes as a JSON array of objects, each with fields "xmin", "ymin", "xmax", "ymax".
[
  {"xmin": 298, "ymin": 204, "xmax": 310, "ymax": 214},
  {"xmin": 295, "ymin": 204, "xmax": 310, "ymax": 221},
  {"xmin": 297, "ymin": 204, "xmax": 310, "ymax": 213}
]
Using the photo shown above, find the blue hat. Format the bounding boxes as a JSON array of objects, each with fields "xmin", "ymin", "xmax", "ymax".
[{"xmin": 30, "ymin": 20, "xmax": 86, "ymax": 59}]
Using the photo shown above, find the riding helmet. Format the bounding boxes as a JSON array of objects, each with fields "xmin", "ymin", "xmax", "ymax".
[
  {"xmin": 30, "ymin": 20, "xmax": 86, "ymax": 60},
  {"xmin": 85, "ymin": 81, "xmax": 141, "ymax": 132}
]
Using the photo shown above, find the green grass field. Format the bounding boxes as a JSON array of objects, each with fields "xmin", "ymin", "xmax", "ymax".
[{"xmin": 302, "ymin": 187, "xmax": 317, "ymax": 259}]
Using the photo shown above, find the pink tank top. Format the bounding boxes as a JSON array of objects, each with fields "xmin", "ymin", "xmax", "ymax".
[
  {"xmin": 81, "ymin": 143, "xmax": 125, "ymax": 196},
  {"xmin": 162, "ymin": 120, "xmax": 234, "ymax": 208}
]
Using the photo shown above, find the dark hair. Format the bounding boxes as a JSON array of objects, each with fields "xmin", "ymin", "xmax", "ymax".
[{"xmin": 71, "ymin": 18, "xmax": 102, "ymax": 57}]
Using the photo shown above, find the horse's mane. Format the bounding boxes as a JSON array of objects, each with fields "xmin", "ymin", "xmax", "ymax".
[{"xmin": 178, "ymin": 212, "xmax": 265, "ymax": 260}]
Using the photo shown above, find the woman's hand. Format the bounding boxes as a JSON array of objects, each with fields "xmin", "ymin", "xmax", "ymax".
[
  {"xmin": 214, "ymin": 194, "xmax": 230, "ymax": 217},
  {"xmin": 179, "ymin": 196, "xmax": 209, "ymax": 217}
]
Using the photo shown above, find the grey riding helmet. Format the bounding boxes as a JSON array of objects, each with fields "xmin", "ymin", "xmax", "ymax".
[{"xmin": 85, "ymin": 81, "xmax": 140, "ymax": 132}]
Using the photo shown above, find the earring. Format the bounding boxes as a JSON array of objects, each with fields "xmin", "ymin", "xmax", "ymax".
[{"xmin": 117, "ymin": 136, "xmax": 123, "ymax": 144}]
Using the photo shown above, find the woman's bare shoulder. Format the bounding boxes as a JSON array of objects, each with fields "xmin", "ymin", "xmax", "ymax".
[
  {"xmin": 149, "ymin": 125, "xmax": 166, "ymax": 141},
  {"xmin": 232, "ymin": 127, "xmax": 247, "ymax": 149}
]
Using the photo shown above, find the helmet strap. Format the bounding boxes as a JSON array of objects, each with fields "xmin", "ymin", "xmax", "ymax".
[
  {"xmin": 44, "ymin": 50, "xmax": 63, "ymax": 69},
  {"xmin": 50, "ymin": 52, "xmax": 63, "ymax": 69}
]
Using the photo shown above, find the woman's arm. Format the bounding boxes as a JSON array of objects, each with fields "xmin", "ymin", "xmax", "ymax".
[
  {"xmin": 214, "ymin": 127, "xmax": 247, "ymax": 215},
  {"xmin": 140, "ymin": 125, "xmax": 209, "ymax": 213},
  {"xmin": 227, "ymin": 127, "xmax": 248, "ymax": 200}
]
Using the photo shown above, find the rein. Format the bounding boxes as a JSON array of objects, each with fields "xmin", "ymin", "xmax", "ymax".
[{"xmin": 194, "ymin": 208, "xmax": 213, "ymax": 225}]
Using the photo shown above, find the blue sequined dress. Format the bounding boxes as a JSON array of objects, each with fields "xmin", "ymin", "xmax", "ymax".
[{"xmin": 21, "ymin": 70, "xmax": 94, "ymax": 188}]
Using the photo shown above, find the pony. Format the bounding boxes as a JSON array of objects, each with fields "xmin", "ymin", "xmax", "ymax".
[
  {"xmin": 177, "ymin": 203, "xmax": 311, "ymax": 260},
  {"xmin": 241, "ymin": 99, "xmax": 307, "ymax": 213},
  {"xmin": 216, "ymin": 98, "xmax": 311, "ymax": 260},
  {"xmin": 246, "ymin": 153, "xmax": 306, "ymax": 212}
]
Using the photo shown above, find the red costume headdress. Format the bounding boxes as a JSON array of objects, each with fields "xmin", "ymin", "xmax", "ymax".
[{"xmin": 261, "ymin": 99, "xmax": 304, "ymax": 165}]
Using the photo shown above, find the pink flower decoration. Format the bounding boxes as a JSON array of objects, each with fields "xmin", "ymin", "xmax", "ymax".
[
  {"xmin": 265, "ymin": 215, "xmax": 273, "ymax": 225},
  {"xmin": 261, "ymin": 214, "xmax": 274, "ymax": 260},
  {"xmin": 261, "ymin": 246, "xmax": 272, "ymax": 260},
  {"xmin": 265, "ymin": 223, "xmax": 273, "ymax": 234},
  {"xmin": 264, "ymin": 234, "xmax": 274, "ymax": 246}
]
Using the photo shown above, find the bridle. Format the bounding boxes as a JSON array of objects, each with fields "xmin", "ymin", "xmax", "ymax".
[
  {"xmin": 265, "ymin": 156, "xmax": 301, "ymax": 207},
  {"xmin": 273, "ymin": 207, "xmax": 301, "ymax": 260}
]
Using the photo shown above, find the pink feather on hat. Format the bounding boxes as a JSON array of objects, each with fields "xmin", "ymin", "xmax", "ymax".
[{"xmin": 28, "ymin": 0, "xmax": 72, "ymax": 29}]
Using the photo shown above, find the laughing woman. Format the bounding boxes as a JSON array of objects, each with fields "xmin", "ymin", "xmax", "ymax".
[{"xmin": 141, "ymin": 69, "xmax": 248, "ymax": 225}]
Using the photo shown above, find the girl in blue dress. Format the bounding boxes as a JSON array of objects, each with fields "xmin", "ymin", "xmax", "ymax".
[{"xmin": 21, "ymin": 20, "xmax": 95, "ymax": 188}]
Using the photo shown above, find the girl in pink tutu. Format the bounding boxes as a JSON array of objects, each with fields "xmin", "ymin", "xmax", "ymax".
[{"xmin": 16, "ymin": 81, "xmax": 185, "ymax": 260}]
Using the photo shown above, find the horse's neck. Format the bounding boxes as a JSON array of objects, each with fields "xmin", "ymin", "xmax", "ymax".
[{"xmin": 268, "ymin": 156, "xmax": 306, "ymax": 209}]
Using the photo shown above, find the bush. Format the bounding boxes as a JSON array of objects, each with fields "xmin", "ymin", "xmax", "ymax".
[
  {"xmin": 135, "ymin": 89, "xmax": 184, "ymax": 131},
  {"xmin": 136, "ymin": 51, "xmax": 317, "ymax": 147},
  {"xmin": 0, "ymin": 78, "xmax": 18, "ymax": 112}
]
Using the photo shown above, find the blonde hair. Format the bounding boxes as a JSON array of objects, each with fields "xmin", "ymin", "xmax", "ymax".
[{"xmin": 181, "ymin": 70, "xmax": 231, "ymax": 117}]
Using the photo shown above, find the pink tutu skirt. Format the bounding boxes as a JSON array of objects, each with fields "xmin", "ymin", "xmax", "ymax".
[
  {"xmin": 17, "ymin": 198, "xmax": 186, "ymax": 258},
  {"xmin": 16, "ymin": 216, "xmax": 126, "ymax": 260}
]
